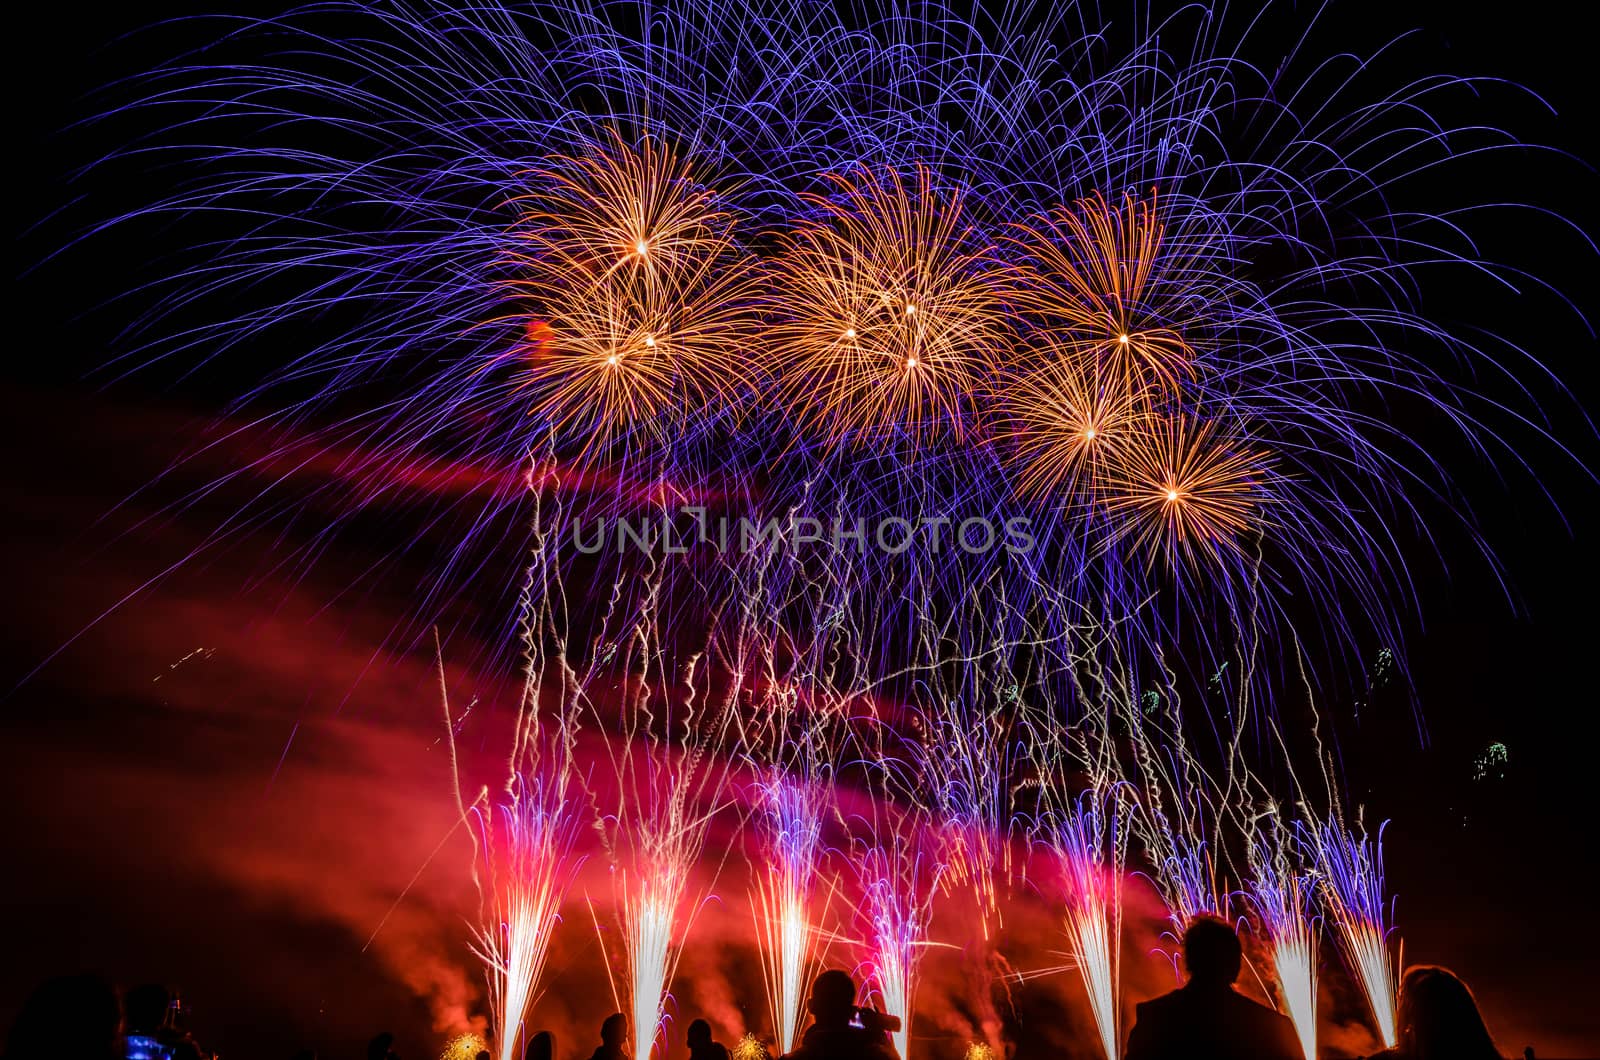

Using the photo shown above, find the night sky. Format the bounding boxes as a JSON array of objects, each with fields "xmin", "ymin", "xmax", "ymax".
[{"xmin": 6, "ymin": 1, "xmax": 1598, "ymax": 1058}]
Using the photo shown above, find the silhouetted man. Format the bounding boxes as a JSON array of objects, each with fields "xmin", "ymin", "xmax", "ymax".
[
  {"xmin": 687, "ymin": 1019, "xmax": 730, "ymax": 1060},
  {"xmin": 781, "ymin": 970, "xmax": 899, "ymax": 1060},
  {"xmin": 589, "ymin": 1013, "xmax": 628, "ymax": 1060},
  {"xmin": 1125, "ymin": 917, "xmax": 1302, "ymax": 1060}
]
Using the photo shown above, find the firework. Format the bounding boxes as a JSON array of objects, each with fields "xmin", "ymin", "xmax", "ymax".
[
  {"xmin": 505, "ymin": 131, "xmax": 761, "ymax": 457},
  {"xmin": 1314, "ymin": 818, "xmax": 1399, "ymax": 1048},
  {"xmin": 1007, "ymin": 191, "xmax": 1197, "ymax": 392},
  {"xmin": 581, "ymin": 542, "xmax": 757, "ymax": 1060},
  {"xmin": 1000, "ymin": 351, "xmax": 1151, "ymax": 502},
  {"xmin": 1100, "ymin": 415, "xmax": 1271, "ymax": 571},
  {"xmin": 751, "ymin": 778, "xmax": 826, "ymax": 1054},
  {"xmin": 440, "ymin": 1033, "xmax": 490, "ymax": 1060},
  {"xmin": 463, "ymin": 775, "xmax": 585, "ymax": 1060},
  {"xmin": 732, "ymin": 1033, "xmax": 769, "ymax": 1060},
  {"xmin": 769, "ymin": 166, "xmax": 1014, "ymax": 447},
  {"xmin": 85, "ymin": 0, "xmax": 1585, "ymax": 718},
  {"xmin": 1247, "ymin": 813, "xmax": 1320, "ymax": 1060},
  {"xmin": 1045, "ymin": 786, "xmax": 1131, "ymax": 1060},
  {"xmin": 444, "ymin": 508, "xmax": 586, "ymax": 1060},
  {"xmin": 852, "ymin": 804, "xmax": 944, "ymax": 1060}
]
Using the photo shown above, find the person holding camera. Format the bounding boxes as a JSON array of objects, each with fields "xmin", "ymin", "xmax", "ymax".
[{"xmin": 781, "ymin": 970, "xmax": 901, "ymax": 1060}]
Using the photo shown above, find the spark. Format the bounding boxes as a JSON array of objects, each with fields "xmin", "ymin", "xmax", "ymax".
[
  {"xmin": 1313, "ymin": 819, "xmax": 1399, "ymax": 1048},
  {"xmin": 1248, "ymin": 817, "xmax": 1319, "ymax": 1060},
  {"xmin": 505, "ymin": 130, "xmax": 759, "ymax": 457},
  {"xmin": 855, "ymin": 814, "xmax": 942, "ymax": 1060},
  {"xmin": 1046, "ymin": 789, "xmax": 1130, "ymax": 1060},
  {"xmin": 753, "ymin": 779, "xmax": 825, "ymax": 1054},
  {"xmin": 1007, "ymin": 191, "xmax": 1196, "ymax": 392},
  {"xmin": 769, "ymin": 165, "xmax": 1013, "ymax": 446},
  {"xmin": 999, "ymin": 352, "xmax": 1148, "ymax": 500},
  {"xmin": 1101, "ymin": 415, "xmax": 1271, "ymax": 571}
]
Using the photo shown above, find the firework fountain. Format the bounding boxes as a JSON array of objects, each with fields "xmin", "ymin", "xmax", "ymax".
[
  {"xmin": 724, "ymin": 528, "xmax": 865, "ymax": 1053},
  {"xmin": 445, "ymin": 503, "xmax": 586, "ymax": 1060},
  {"xmin": 1042, "ymin": 781, "xmax": 1132, "ymax": 1060},
  {"xmin": 1314, "ymin": 816, "xmax": 1400, "ymax": 1049},
  {"xmin": 1246, "ymin": 810, "xmax": 1321, "ymax": 1060}
]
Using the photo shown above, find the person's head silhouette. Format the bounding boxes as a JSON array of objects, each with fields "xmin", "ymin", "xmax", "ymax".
[
  {"xmin": 525, "ymin": 1030, "xmax": 556, "ymax": 1060},
  {"xmin": 687, "ymin": 1019, "xmax": 714, "ymax": 1050},
  {"xmin": 807, "ymin": 969, "xmax": 858, "ymax": 1030},
  {"xmin": 367, "ymin": 1033, "xmax": 398, "ymax": 1060},
  {"xmin": 124, "ymin": 983, "xmax": 171, "ymax": 1035},
  {"xmin": 1182, "ymin": 917, "xmax": 1244, "ymax": 987},
  {"xmin": 600, "ymin": 1012, "xmax": 628, "ymax": 1049},
  {"xmin": 1397, "ymin": 965, "xmax": 1502, "ymax": 1059}
]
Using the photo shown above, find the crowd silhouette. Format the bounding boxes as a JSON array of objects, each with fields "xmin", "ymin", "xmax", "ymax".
[{"xmin": 2, "ymin": 919, "xmax": 1531, "ymax": 1060}]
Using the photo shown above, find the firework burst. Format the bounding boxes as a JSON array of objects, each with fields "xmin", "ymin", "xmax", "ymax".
[
  {"xmin": 504, "ymin": 132, "xmax": 760, "ymax": 458},
  {"xmin": 1008, "ymin": 191, "xmax": 1197, "ymax": 392},
  {"xmin": 1101, "ymin": 415, "xmax": 1272, "ymax": 571},
  {"xmin": 769, "ymin": 166, "xmax": 1014, "ymax": 447}
]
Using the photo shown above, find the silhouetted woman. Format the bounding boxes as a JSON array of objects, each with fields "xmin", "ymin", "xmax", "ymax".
[{"xmin": 1369, "ymin": 966, "xmax": 1503, "ymax": 1060}]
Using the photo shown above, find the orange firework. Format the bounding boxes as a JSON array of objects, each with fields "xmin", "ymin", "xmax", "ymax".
[
  {"xmin": 998, "ymin": 345, "xmax": 1153, "ymax": 501},
  {"xmin": 1008, "ymin": 190, "xmax": 1194, "ymax": 392},
  {"xmin": 1101, "ymin": 415, "xmax": 1270, "ymax": 570},
  {"xmin": 502, "ymin": 130, "xmax": 759, "ymax": 455},
  {"xmin": 768, "ymin": 166, "xmax": 1014, "ymax": 446}
]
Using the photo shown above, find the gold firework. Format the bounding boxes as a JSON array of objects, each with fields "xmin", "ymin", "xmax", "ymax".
[
  {"xmin": 1101, "ymin": 415, "xmax": 1270, "ymax": 570},
  {"xmin": 1008, "ymin": 190, "xmax": 1194, "ymax": 391},
  {"xmin": 502, "ymin": 130, "xmax": 759, "ymax": 455},
  {"xmin": 768, "ymin": 166, "xmax": 1014, "ymax": 446},
  {"xmin": 998, "ymin": 345, "xmax": 1152, "ymax": 501}
]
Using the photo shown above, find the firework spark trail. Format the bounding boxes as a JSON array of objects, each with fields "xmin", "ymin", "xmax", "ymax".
[
  {"xmin": 576, "ymin": 528, "xmax": 779, "ymax": 1060},
  {"xmin": 719, "ymin": 529, "xmax": 866, "ymax": 1053},
  {"xmin": 1117, "ymin": 677, "xmax": 1226, "ymax": 966},
  {"xmin": 464, "ymin": 777, "xmax": 585, "ymax": 1060},
  {"xmin": 444, "ymin": 493, "xmax": 586, "ymax": 1060},
  {"xmin": 1314, "ymin": 817, "xmax": 1399, "ymax": 1048},
  {"xmin": 751, "ymin": 778, "xmax": 825, "ymax": 1053},
  {"xmin": 1044, "ymin": 786, "xmax": 1131, "ymax": 1060},
  {"xmin": 857, "ymin": 843, "xmax": 931, "ymax": 1060},
  {"xmin": 849, "ymin": 776, "xmax": 945, "ymax": 1060},
  {"xmin": 1247, "ymin": 812, "xmax": 1320, "ymax": 1060}
]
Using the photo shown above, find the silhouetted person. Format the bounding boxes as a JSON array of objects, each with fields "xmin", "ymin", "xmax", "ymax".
[
  {"xmin": 1125, "ymin": 917, "xmax": 1301, "ymax": 1060},
  {"xmin": 686, "ymin": 1020, "xmax": 729, "ymax": 1060},
  {"xmin": 781, "ymin": 970, "xmax": 899, "ymax": 1060},
  {"xmin": 525, "ymin": 1031, "xmax": 556, "ymax": 1060},
  {"xmin": 589, "ymin": 1013, "xmax": 627, "ymax": 1060},
  {"xmin": 124, "ymin": 984, "xmax": 171, "ymax": 1040},
  {"xmin": 1366, "ymin": 966, "xmax": 1503, "ymax": 1060},
  {"xmin": 4, "ymin": 973, "xmax": 122, "ymax": 1060},
  {"xmin": 475, "ymin": 1050, "xmax": 492, "ymax": 1060},
  {"xmin": 368, "ymin": 1032, "xmax": 401, "ymax": 1060}
]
